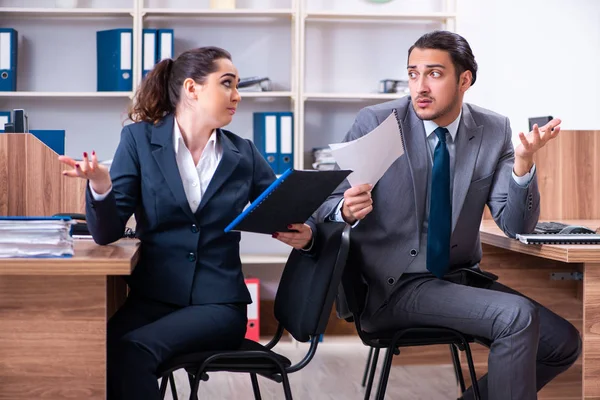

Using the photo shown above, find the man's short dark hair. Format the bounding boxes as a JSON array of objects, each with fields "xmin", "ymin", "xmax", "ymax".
[{"xmin": 408, "ymin": 30, "xmax": 478, "ymax": 86}]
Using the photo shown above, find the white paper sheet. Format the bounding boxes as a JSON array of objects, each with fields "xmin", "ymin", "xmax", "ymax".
[{"xmin": 329, "ymin": 111, "xmax": 405, "ymax": 187}]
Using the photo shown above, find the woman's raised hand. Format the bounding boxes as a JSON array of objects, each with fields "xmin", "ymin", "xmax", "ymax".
[{"xmin": 58, "ymin": 151, "xmax": 112, "ymax": 194}]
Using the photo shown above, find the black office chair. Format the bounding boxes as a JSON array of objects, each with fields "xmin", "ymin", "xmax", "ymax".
[
  {"xmin": 337, "ymin": 258, "xmax": 491, "ymax": 400},
  {"xmin": 157, "ymin": 222, "xmax": 351, "ymax": 400}
]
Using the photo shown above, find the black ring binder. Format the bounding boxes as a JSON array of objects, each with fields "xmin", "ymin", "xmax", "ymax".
[{"xmin": 224, "ymin": 168, "xmax": 351, "ymax": 234}]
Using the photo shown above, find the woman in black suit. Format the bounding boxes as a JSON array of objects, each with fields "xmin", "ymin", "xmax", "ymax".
[{"xmin": 59, "ymin": 46, "xmax": 312, "ymax": 400}]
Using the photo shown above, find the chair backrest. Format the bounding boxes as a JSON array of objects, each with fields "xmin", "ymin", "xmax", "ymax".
[
  {"xmin": 337, "ymin": 248, "xmax": 369, "ymax": 333},
  {"xmin": 274, "ymin": 222, "xmax": 350, "ymax": 342}
]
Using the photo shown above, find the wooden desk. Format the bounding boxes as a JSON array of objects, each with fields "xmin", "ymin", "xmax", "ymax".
[
  {"xmin": 0, "ymin": 239, "xmax": 138, "ymax": 400},
  {"xmin": 479, "ymin": 220, "xmax": 600, "ymax": 400}
]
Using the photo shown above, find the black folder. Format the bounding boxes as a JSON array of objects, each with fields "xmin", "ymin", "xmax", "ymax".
[{"xmin": 224, "ymin": 168, "xmax": 351, "ymax": 235}]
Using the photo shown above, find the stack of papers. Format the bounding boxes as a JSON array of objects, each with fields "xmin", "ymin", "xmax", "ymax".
[
  {"xmin": 312, "ymin": 147, "xmax": 337, "ymax": 170},
  {"xmin": 0, "ymin": 217, "xmax": 75, "ymax": 258}
]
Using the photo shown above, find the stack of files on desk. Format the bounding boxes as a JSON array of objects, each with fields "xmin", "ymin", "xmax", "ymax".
[
  {"xmin": 97, "ymin": 29, "xmax": 133, "ymax": 91},
  {"xmin": 253, "ymin": 112, "xmax": 293, "ymax": 174},
  {"xmin": 142, "ymin": 28, "xmax": 174, "ymax": 78},
  {"xmin": 0, "ymin": 28, "xmax": 18, "ymax": 92},
  {"xmin": 312, "ymin": 147, "xmax": 336, "ymax": 170},
  {"xmin": 0, "ymin": 217, "xmax": 75, "ymax": 258}
]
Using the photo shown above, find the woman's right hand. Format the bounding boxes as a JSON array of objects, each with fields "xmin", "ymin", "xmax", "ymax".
[{"xmin": 58, "ymin": 151, "xmax": 112, "ymax": 195}]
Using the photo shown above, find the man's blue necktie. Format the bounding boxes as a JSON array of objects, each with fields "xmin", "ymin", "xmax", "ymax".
[{"xmin": 427, "ymin": 126, "xmax": 451, "ymax": 278}]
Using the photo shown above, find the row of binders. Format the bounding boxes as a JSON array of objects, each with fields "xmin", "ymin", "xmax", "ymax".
[
  {"xmin": 253, "ymin": 112, "xmax": 293, "ymax": 175},
  {"xmin": 143, "ymin": 29, "xmax": 174, "ymax": 78},
  {"xmin": 0, "ymin": 27, "xmax": 174, "ymax": 92},
  {"xmin": 97, "ymin": 28, "xmax": 174, "ymax": 92}
]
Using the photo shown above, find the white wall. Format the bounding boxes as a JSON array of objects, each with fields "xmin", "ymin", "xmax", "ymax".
[{"xmin": 457, "ymin": 0, "xmax": 600, "ymax": 136}]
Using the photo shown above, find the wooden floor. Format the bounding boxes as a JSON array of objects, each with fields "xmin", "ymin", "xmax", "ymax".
[{"xmin": 162, "ymin": 336, "xmax": 461, "ymax": 400}]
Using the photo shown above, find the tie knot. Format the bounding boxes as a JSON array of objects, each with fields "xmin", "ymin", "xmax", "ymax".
[{"xmin": 434, "ymin": 127, "xmax": 449, "ymax": 143}]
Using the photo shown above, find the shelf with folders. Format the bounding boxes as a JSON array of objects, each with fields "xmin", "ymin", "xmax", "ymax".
[
  {"xmin": 1, "ymin": 0, "xmax": 461, "ymax": 175},
  {"xmin": 0, "ymin": 4, "xmax": 136, "ymax": 156},
  {"xmin": 140, "ymin": 7, "xmax": 296, "ymax": 99},
  {"xmin": 0, "ymin": 9, "xmax": 136, "ymax": 95},
  {"xmin": 141, "ymin": 1, "xmax": 298, "ymax": 175}
]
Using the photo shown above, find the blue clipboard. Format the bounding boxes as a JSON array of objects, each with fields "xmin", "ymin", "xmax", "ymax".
[{"xmin": 224, "ymin": 168, "xmax": 351, "ymax": 235}]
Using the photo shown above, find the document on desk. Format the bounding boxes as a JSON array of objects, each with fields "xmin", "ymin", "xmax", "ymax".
[
  {"xmin": 329, "ymin": 110, "xmax": 404, "ymax": 187},
  {"xmin": 0, "ymin": 217, "xmax": 75, "ymax": 258}
]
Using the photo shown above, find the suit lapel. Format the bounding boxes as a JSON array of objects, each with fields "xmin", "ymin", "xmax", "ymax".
[
  {"xmin": 150, "ymin": 114, "xmax": 197, "ymax": 222},
  {"xmin": 451, "ymin": 104, "xmax": 483, "ymax": 232},
  {"xmin": 402, "ymin": 104, "xmax": 430, "ymax": 236},
  {"xmin": 197, "ymin": 130, "xmax": 241, "ymax": 213}
]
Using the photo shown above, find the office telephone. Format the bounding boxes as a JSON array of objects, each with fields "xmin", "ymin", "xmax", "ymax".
[{"xmin": 528, "ymin": 116, "xmax": 553, "ymax": 131}]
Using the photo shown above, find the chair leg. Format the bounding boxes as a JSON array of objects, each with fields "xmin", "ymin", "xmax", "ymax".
[
  {"xmin": 462, "ymin": 342, "xmax": 481, "ymax": 400},
  {"xmin": 364, "ymin": 347, "xmax": 380, "ymax": 400},
  {"xmin": 374, "ymin": 346, "xmax": 395, "ymax": 400},
  {"xmin": 188, "ymin": 372, "xmax": 202, "ymax": 400},
  {"xmin": 159, "ymin": 374, "xmax": 169, "ymax": 399},
  {"xmin": 280, "ymin": 372, "xmax": 293, "ymax": 400},
  {"xmin": 449, "ymin": 344, "xmax": 466, "ymax": 394},
  {"xmin": 250, "ymin": 373, "xmax": 262, "ymax": 400},
  {"xmin": 169, "ymin": 372, "xmax": 179, "ymax": 400},
  {"xmin": 362, "ymin": 347, "xmax": 374, "ymax": 387}
]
